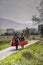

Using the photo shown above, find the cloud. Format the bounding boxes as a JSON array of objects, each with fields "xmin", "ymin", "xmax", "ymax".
[{"xmin": 0, "ymin": 0, "xmax": 40, "ymax": 23}]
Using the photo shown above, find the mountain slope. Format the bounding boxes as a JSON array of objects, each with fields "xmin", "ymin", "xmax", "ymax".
[{"xmin": 0, "ymin": 18, "xmax": 37, "ymax": 30}]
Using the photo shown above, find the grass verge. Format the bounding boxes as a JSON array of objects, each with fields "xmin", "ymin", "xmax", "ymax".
[
  {"xmin": 0, "ymin": 39, "xmax": 10, "ymax": 50},
  {"xmin": 0, "ymin": 41, "xmax": 43, "ymax": 65}
]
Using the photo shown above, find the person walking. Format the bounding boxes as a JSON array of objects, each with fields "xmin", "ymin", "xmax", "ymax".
[
  {"xmin": 19, "ymin": 33, "xmax": 25, "ymax": 49},
  {"xmin": 12, "ymin": 34, "xmax": 19, "ymax": 50}
]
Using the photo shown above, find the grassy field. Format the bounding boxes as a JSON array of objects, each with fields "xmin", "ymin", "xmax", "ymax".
[
  {"xmin": 0, "ymin": 36, "xmax": 13, "ymax": 50},
  {"xmin": 0, "ymin": 40, "xmax": 43, "ymax": 65}
]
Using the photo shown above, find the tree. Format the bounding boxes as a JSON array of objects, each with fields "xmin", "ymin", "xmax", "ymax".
[
  {"xmin": 32, "ymin": 0, "xmax": 43, "ymax": 23},
  {"xmin": 22, "ymin": 27, "xmax": 30, "ymax": 38},
  {"xmin": 32, "ymin": 0, "xmax": 43, "ymax": 37},
  {"xmin": 32, "ymin": 15, "xmax": 40, "ymax": 24},
  {"xmin": 41, "ymin": 27, "xmax": 43, "ymax": 37}
]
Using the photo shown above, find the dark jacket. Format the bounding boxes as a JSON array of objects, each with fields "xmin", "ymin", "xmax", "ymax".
[{"xmin": 12, "ymin": 36, "xmax": 19, "ymax": 45}]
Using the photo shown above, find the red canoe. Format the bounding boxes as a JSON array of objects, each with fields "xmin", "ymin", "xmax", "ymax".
[{"xmin": 10, "ymin": 41, "xmax": 28, "ymax": 46}]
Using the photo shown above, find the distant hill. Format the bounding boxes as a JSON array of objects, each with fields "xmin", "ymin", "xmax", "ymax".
[
  {"xmin": 0, "ymin": 18, "xmax": 37, "ymax": 30},
  {"xmin": 0, "ymin": 18, "xmax": 24, "ymax": 30}
]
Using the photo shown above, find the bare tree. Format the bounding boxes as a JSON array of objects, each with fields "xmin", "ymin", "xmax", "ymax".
[{"xmin": 32, "ymin": 0, "xmax": 43, "ymax": 24}]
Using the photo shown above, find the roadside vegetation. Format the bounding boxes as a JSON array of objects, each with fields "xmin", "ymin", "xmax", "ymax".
[
  {"xmin": 0, "ymin": 36, "xmax": 13, "ymax": 50},
  {"xmin": 0, "ymin": 40, "xmax": 43, "ymax": 65}
]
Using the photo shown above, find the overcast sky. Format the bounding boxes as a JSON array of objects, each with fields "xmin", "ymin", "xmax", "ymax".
[{"xmin": 0, "ymin": 0, "xmax": 41, "ymax": 23}]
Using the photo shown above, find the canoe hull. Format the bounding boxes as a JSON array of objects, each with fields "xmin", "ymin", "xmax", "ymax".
[{"xmin": 10, "ymin": 41, "xmax": 28, "ymax": 46}]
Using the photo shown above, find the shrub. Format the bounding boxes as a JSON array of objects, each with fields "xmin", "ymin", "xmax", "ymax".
[{"xmin": 22, "ymin": 51, "xmax": 33, "ymax": 60}]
